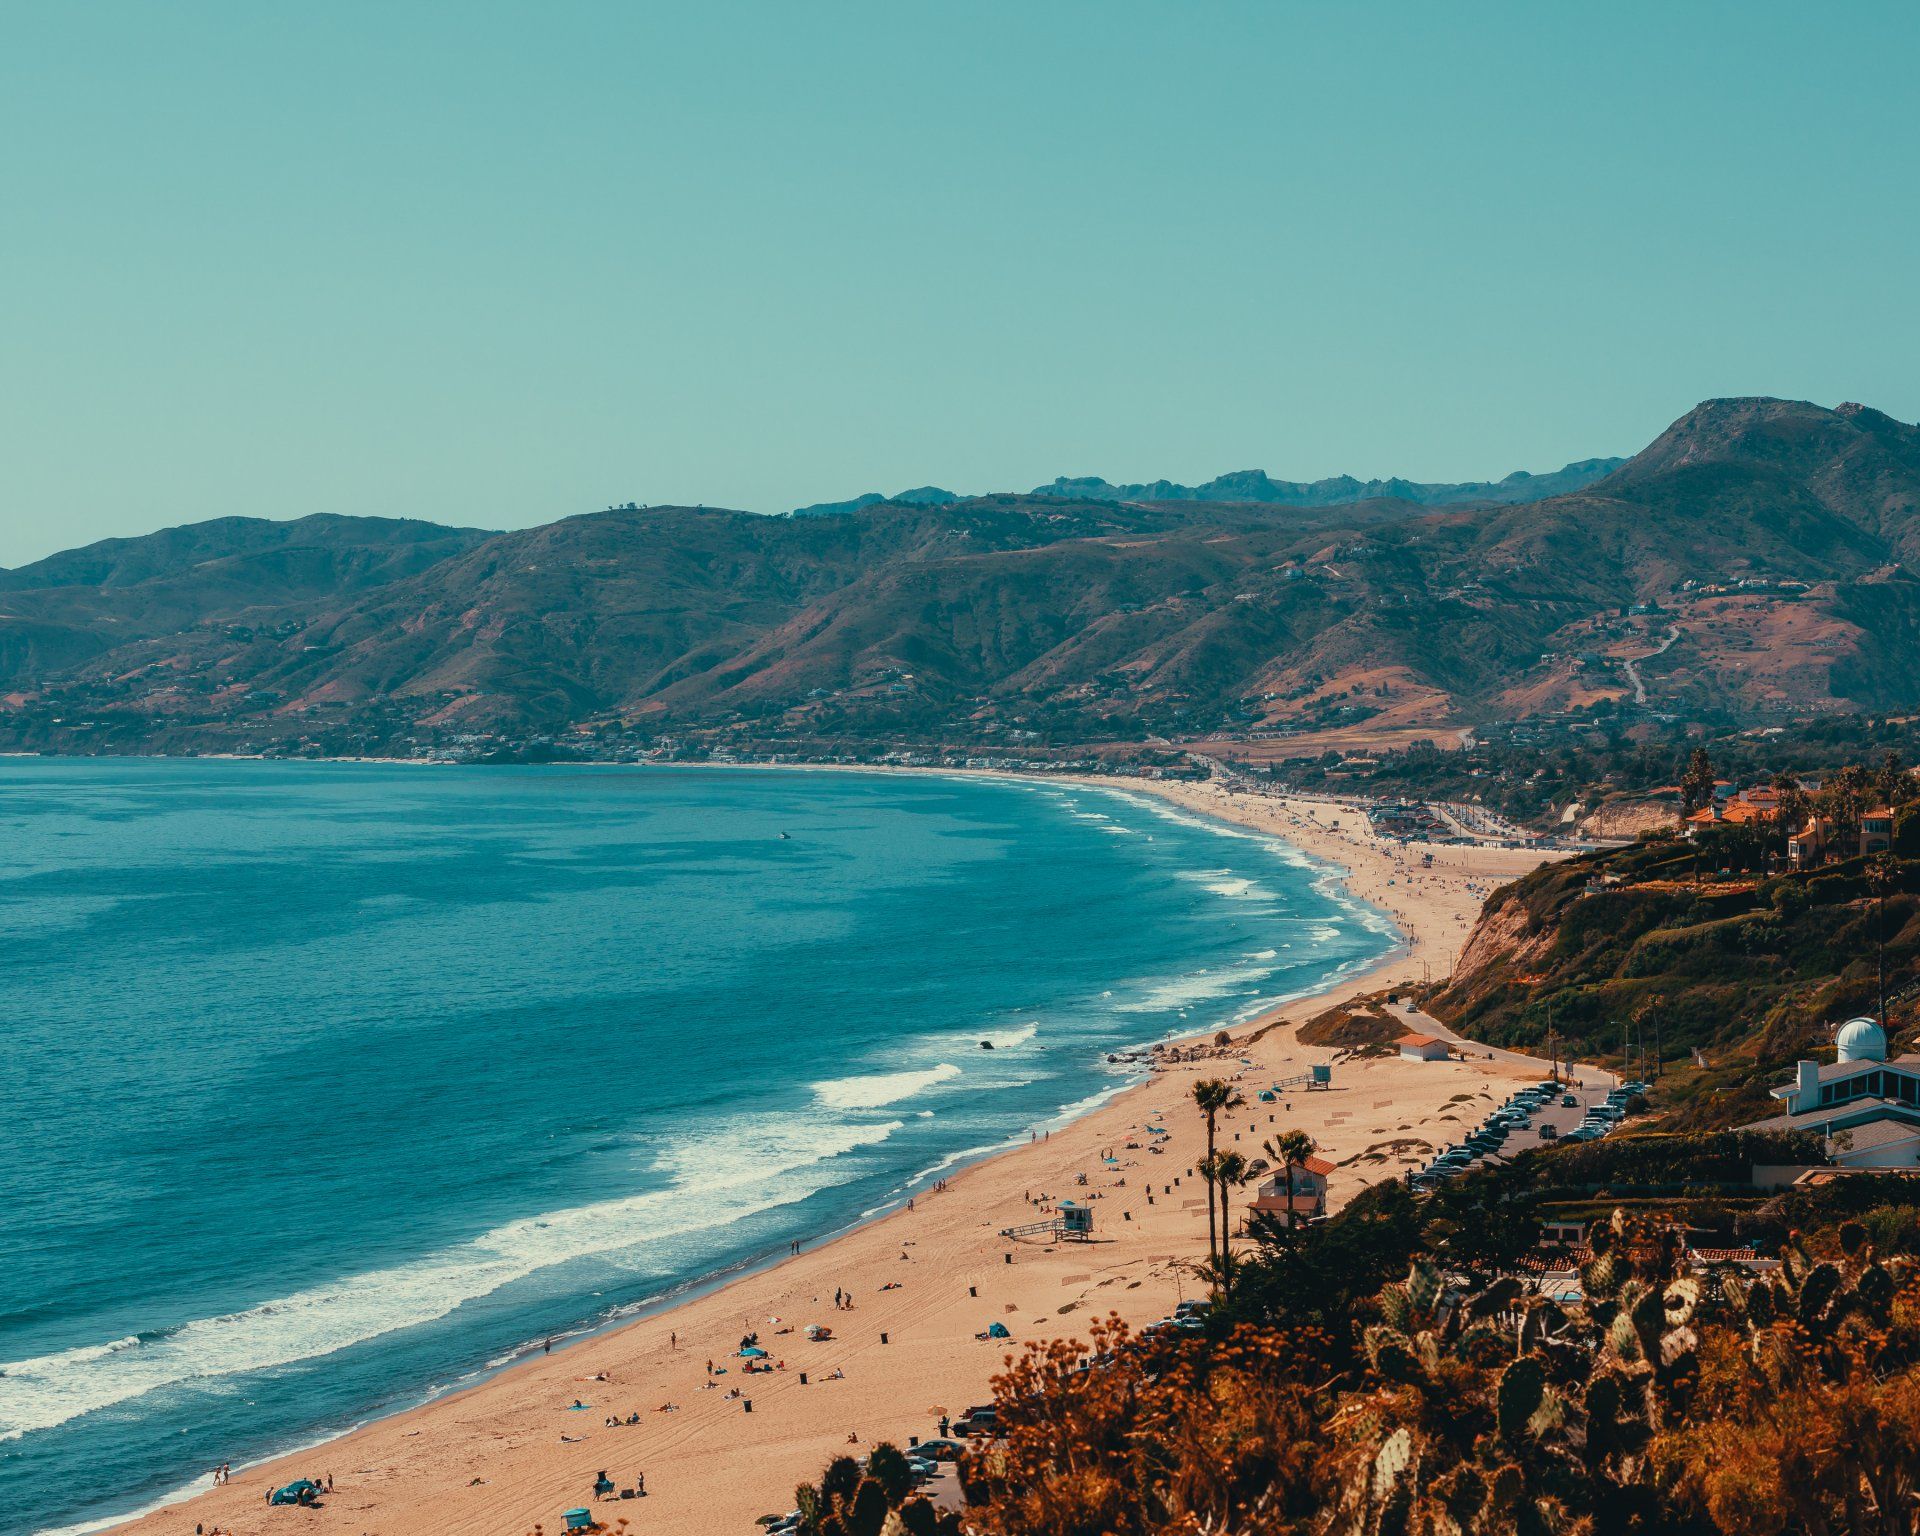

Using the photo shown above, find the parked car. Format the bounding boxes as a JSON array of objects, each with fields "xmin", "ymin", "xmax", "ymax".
[
  {"xmin": 1561, "ymin": 1093, "xmax": 1579, "ymax": 1108},
  {"xmin": 953, "ymin": 1405, "xmax": 999, "ymax": 1436},
  {"xmin": 1538, "ymin": 1123, "xmax": 1558, "ymax": 1140},
  {"xmin": 914, "ymin": 1438, "xmax": 964, "ymax": 1462}
]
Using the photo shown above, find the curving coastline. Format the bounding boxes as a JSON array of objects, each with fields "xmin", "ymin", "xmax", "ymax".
[{"xmin": 80, "ymin": 772, "xmax": 1554, "ymax": 1536}]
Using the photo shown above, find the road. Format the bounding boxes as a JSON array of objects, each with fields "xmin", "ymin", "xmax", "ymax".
[
  {"xmin": 1386, "ymin": 1001, "xmax": 1622, "ymax": 1158},
  {"xmin": 1622, "ymin": 625, "xmax": 1681, "ymax": 707}
]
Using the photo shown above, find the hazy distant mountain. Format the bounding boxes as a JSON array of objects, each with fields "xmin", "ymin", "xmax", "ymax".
[
  {"xmin": 790, "ymin": 460, "xmax": 1621, "ymax": 519},
  {"xmin": 1029, "ymin": 458, "xmax": 1625, "ymax": 508},
  {"xmin": 791, "ymin": 485, "xmax": 960, "ymax": 517},
  {"xmin": 5, "ymin": 401, "xmax": 1920, "ymax": 756}
]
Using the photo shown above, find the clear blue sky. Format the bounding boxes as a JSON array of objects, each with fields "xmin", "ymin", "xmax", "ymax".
[{"xmin": 3, "ymin": 2, "xmax": 1916, "ymax": 565}]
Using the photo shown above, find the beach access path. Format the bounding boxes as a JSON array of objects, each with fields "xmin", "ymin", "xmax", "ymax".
[{"xmin": 105, "ymin": 774, "xmax": 1569, "ymax": 1536}]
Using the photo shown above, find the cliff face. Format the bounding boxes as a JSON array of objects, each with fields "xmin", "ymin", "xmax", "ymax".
[{"xmin": 1445, "ymin": 886, "xmax": 1562, "ymax": 1004}]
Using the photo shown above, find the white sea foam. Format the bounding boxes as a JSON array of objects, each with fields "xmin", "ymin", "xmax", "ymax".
[
  {"xmin": 810, "ymin": 1063, "xmax": 962, "ymax": 1110},
  {"xmin": 979, "ymin": 1021, "xmax": 1039, "ymax": 1049},
  {"xmin": 1115, "ymin": 963, "xmax": 1276, "ymax": 1014},
  {"xmin": 0, "ymin": 1114, "xmax": 901, "ymax": 1444},
  {"xmin": 1175, "ymin": 868, "xmax": 1276, "ymax": 901}
]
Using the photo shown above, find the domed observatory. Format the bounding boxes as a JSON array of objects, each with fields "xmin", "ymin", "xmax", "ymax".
[
  {"xmin": 1751, "ymin": 1014, "xmax": 1920, "ymax": 1167},
  {"xmin": 1836, "ymin": 1016, "xmax": 1889, "ymax": 1064}
]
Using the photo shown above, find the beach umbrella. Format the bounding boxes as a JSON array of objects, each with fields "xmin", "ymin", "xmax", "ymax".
[{"xmin": 740, "ymin": 1345, "xmax": 767, "ymax": 1357}]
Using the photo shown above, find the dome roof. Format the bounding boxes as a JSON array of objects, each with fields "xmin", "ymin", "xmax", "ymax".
[{"xmin": 1836, "ymin": 1016, "xmax": 1888, "ymax": 1064}]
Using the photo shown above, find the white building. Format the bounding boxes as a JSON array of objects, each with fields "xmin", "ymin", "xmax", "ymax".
[
  {"xmin": 1398, "ymin": 1033, "xmax": 1450, "ymax": 1062},
  {"xmin": 1744, "ymin": 1017, "xmax": 1920, "ymax": 1168}
]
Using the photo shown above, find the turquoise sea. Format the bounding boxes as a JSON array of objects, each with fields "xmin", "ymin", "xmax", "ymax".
[{"xmin": 0, "ymin": 761, "xmax": 1394, "ymax": 1534}]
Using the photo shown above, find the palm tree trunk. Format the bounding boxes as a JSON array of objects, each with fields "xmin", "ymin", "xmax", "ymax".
[
  {"xmin": 1218, "ymin": 1182, "xmax": 1232, "ymax": 1294},
  {"xmin": 1203, "ymin": 1116, "xmax": 1218, "ymax": 1277}
]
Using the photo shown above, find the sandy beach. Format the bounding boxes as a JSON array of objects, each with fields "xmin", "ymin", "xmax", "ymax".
[{"xmin": 104, "ymin": 777, "xmax": 1557, "ymax": 1536}]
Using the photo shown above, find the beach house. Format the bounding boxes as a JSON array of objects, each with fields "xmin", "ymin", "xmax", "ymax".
[
  {"xmin": 1741, "ymin": 1016, "xmax": 1920, "ymax": 1167},
  {"xmin": 1248, "ymin": 1154, "xmax": 1336, "ymax": 1226},
  {"xmin": 1397, "ymin": 1033, "xmax": 1449, "ymax": 1062}
]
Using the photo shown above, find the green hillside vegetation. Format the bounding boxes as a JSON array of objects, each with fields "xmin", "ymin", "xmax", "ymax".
[{"xmin": 1430, "ymin": 754, "xmax": 1920, "ymax": 1127}]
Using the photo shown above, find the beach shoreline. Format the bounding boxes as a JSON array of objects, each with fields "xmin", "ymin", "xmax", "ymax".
[{"xmin": 82, "ymin": 769, "xmax": 1558, "ymax": 1536}]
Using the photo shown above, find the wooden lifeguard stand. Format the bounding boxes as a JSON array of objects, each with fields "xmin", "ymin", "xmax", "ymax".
[{"xmin": 999, "ymin": 1199, "xmax": 1094, "ymax": 1242}]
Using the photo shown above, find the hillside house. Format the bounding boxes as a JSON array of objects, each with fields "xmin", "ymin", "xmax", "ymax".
[
  {"xmin": 1684, "ymin": 784, "xmax": 1780, "ymax": 838},
  {"xmin": 1742, "ymin": 1017, "xmax": 1920, "ymax": 1167},
  {"xmin": 1787, "ymin": 807, "xmax": 1895, "ymax": 868},
  {"xmin": 1398, "ymin": 1033, "xmax": 1450, "ymax": 1062}
]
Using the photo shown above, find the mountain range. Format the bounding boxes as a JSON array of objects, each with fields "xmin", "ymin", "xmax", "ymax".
[
  {"xmin": 788, "ymin": 456, "xmax": 1625, "ymax": 518},
  {"xmin": 4, "ymin": 397, "xmax": 1919, "ymax": 758}
]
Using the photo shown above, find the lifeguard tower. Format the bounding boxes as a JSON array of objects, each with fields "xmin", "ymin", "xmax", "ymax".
[{"xmin": 999, "ymin": 1198, "xmax": 1093, "ymax": 1242}]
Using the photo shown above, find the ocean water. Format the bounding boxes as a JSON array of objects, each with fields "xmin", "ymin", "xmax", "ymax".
[{"xmin": 0, "ymin": 761, "xmax": 1394, "ymax": 1534}]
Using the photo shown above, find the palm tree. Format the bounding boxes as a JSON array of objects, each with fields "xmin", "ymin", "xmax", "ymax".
[
  {"xmin": 1262, "ymin": 1128, "xmax": 1316, "ymax": 1231},
  {"xmin": 1876, "ymin": 748, "xmax": 1910, "ymax": 814},
  {"xmin": 1680, "ymin": 747, "xmax": 1715, "ymax": 816},
  {"xmin": 1192, "ymin": 1078, "xmax": 1243, "ymax": 1278},
  {"xmin": 1771, "ymin": 768, "xmax": 1809, "ymax": 859},
  {"xmin": 1826, "ymin": 762, "xmax": 1871, "ymax": 852},
  {"xmin": 1210, "ymin": 1150, "xmax": 1249, "ymax": 1294}
]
